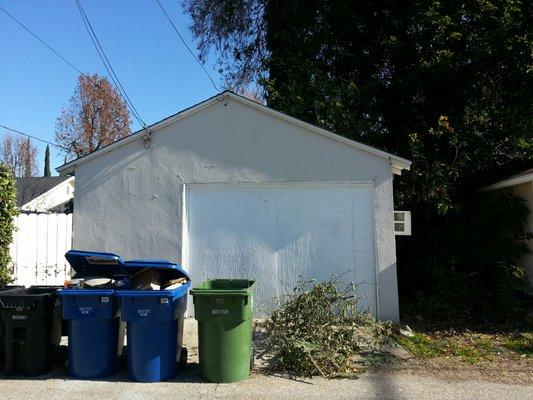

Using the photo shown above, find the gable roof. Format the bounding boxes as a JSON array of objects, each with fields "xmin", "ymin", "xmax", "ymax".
[
  {"xmin": 483, "ymin": 169, "xmax": 533, "ymax": 191},
  {"xmin": 57, "ymin": 91, "xmax": 411, "ymax": 175},
  {"xmin": 16, "ymin": 176, "xmax": 70, "ymax": 207}
]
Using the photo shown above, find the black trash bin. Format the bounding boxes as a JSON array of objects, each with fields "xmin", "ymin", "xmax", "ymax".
[
  {"xmin": 0, "ymin": 286, "xmax": 23, "ymax": 292},
  {"xmin": 0, "ymin": 285, "xmax": 23, "ymax": 373},
  {"xmin": 0, "ymin": 286, "xmax": 61, "ymax": 375}
]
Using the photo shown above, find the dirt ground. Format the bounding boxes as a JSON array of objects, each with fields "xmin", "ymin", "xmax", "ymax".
[
  {"xmin": 388, "ymin": 329, "xmax": 533, "ymax": 385},
  {"xmin": 187, "ymin": 318, "xmax": 533, "ymax": 385},
  {"xmin": 379, "ymin": 353, "xmax": 533, "ymax": 385}
]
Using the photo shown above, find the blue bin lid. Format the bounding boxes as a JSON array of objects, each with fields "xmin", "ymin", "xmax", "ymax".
[
  {"xmin": 65, "ymin": 250, "xmax": 127, "ymax": 277},
  {"xmin": 123, "ymin": 259, "xmax": 190, "ymax": 281}
]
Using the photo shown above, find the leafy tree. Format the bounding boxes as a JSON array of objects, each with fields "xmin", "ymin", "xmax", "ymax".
[
  {"xmin": 185, "ymin": 0, "xmax": 267, "ymax": 91},
  {"xmin": 185, "ymin": 0, "xmax": 533, "ymax": 319},
  {"xmin": 185, "ymin": 1, "xmax": 531, "ymax": 197},
  {"xmin": 0, "ymin": 163, "xmax": 18, "ymax": 285},
  {"xmin": 44, "ymin": 144, "xmax": 51, "ymax": 177},
  {"xmin": 0, "ymin": 134, "xmax": 38, "ymax": 177},
  {"xmin": 55, "ymin": 74, "xmax": 131, "ymax": 158},
  {"xmin": 22, "ymin": 138, "xmax": 36, "ymax": 178}
]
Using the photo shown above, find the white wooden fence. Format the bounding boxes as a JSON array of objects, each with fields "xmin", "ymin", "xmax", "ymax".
[{"xmin": 9, "ymin": 213, "xmax": 73, "ymax": 287}]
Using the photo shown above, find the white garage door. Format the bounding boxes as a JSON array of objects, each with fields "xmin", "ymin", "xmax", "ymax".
[{"xmin": 184, "ymin": 183, "xmax": 377, "ymax": 316}]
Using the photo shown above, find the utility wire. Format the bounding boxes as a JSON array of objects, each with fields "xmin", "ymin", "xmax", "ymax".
[
  {"xmin": 154, "ymin": 0, "xmax": 220, "ymax": 92},
  {"xmin": 75, "ymin": 0, "xmax": 146, "ymax": 128},
  {"xmin": 74, "ymin": 0, "xmax": 150, "ymax": 133},
  {"xmin": 0, "ymin": 5, "xmax": 83, "ymax": 75},
  {"xmin": 0, "ymin": 4, "xmax": 150, "ymax": 153},
  {"xmin": 0, "ymin": 124, "xmax": 70, "ymax": 151}
]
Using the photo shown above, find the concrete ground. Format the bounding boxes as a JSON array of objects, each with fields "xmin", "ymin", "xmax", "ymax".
[
  {"xmin": 0, "ymin": 319, "xmax": 531, "ymax": 400},
  {"xmin": 0, "ymin": 368, "xmax": 531, "ymax": 400}
]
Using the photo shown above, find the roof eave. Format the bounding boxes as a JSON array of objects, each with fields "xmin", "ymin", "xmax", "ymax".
[
  {"xmin": 391, "ymin": 159, "xmax": 411, "ymax": 175},
  {"xmin": 224, "ymin": 92, "xmax": 412, "ymax": 173},
  {"xmin": 56, "ymin": 90, "xmax": 412, "ymax": 175},
  {"xmin": 56, "ymin": 92, "xmax": 226, "ymax": 174},
  {"xmin": 482, "ymin": 173, "xmax": 533, "ymax": 191}
]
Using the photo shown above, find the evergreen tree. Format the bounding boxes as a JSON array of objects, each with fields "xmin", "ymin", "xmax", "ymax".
[{"xmin": 44, "ymin": 144, "xmax": 51, "ymax": 177}]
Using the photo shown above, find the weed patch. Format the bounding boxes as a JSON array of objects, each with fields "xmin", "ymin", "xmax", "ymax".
[
  {"xmin": 396, "ymin": 333, "xmax": 445, "ymax": 358},
  {"xmin": 397, "ymin": 331, "xmax": 498, "ymax": 364},
  {"xmin": 503, "ymin": 333, "xmax": 533, "ymax": 357}
]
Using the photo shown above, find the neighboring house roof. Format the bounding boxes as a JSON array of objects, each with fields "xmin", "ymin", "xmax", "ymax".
[
  {"xmin": 56, "ymin": 91, "xmax": 411, "ymax": 175},
  {"xmin": 483, "ymin": 169, "xmax": 533, "ymax": 191},
  {"xmin": 16, "ymin": 176, "xmax": 70, "ymax": 207},
  {"xmin": 17, "ymin": 176, "xmax": 75, "ymax": 213}
]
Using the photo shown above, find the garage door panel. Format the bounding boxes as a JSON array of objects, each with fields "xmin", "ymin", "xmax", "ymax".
[{"xmin": 185, "ymin": 183, "xmax": 376, "ymax": 316}]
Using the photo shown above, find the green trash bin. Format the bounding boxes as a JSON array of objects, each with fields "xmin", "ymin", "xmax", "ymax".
[{"xmin": 190, "ymin": 279, "xmax": 255, "ymax": 383}]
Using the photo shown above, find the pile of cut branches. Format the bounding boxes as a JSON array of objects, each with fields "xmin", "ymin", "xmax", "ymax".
[{"xmin": 260, "ymin": 275, "xmax": 394, "ymax": 378}]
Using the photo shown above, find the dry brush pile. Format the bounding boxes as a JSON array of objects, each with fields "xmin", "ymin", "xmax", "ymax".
[{"xmin": 260, "ymin": 275, "xmax": 395, "ymax": 378}]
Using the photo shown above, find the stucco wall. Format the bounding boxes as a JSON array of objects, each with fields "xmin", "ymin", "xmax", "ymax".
[
  {"xmin": 510, "ymin": 182, "xmax": 533, "ymax": 286},
  {"xmin": 72, "ymin": 97, "xmax": 400, "ymax": 320}
]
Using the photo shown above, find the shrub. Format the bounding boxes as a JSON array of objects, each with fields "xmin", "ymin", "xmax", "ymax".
[
  {"xmin": 398, "ymin": 190, "xmax": 531, "ymax": 326},
  {"xmin": 0, "ymin": 164, "xmax": 18, "ymax": 285}
]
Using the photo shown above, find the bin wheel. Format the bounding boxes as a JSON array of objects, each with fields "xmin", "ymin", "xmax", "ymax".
[
  {"xmin": 250, "ymin": 346, "xmax": 255, "ymax": 371},
  {"xmin": 55, "ymin": 345, "xmax": 68, "ymax": 366},
  {"xmin": 179, "ymin": 347, "xmax": 188, "ymax": 369},
  {"xmin": 121, "ymin": 345, "xmax": 128, "ymax": 366}
]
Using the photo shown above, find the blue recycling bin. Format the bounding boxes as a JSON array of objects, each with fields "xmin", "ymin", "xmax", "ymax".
[
  {"xmin": 58, "ymin": 250, "xmax": 128, "ymax": 379},
  {"xmin": 117, "ymin": 260, "xmax": 190, "ymax": 382}
]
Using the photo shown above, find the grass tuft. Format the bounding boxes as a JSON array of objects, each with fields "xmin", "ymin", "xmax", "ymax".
[
  {"xmin": 396, "ymin": 332, "xmax": 498, "ymax": 364},
  {"xmin": 503, "ymin": 333, "xmax": 533, "ymax": 357}
]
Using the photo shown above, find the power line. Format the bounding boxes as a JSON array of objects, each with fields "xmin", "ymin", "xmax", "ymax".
[
  {"xmin": 1, "ymin": 3, "xmax": 151, "ymax": 152},
  {"xmin": 154, "ymin": 0, "xmax": 220, "ymax": 92},
  {"xmin": 75, "ymin": 0, "xmax": 147, "ymax": 129},
  {"xmin": 0, "ymin": 124, "xmax": 69, "ymax": 151},
  {"xmin": 0, "ymin": 5, "xmax": 83, "ymax": 74},
  {"xmin": 74, "ymin": 0, "xmax": 150, "ymax": 133}
]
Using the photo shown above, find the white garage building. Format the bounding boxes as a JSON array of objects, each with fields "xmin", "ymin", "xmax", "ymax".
[{"xmin": 57, "ymin": 91, "xmax": 410, "ymax": 321}]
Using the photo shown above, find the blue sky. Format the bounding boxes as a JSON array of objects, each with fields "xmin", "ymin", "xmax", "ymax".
[{"xmin": 0, "ymin": 0, "xmax": 222, "ymax": 174}]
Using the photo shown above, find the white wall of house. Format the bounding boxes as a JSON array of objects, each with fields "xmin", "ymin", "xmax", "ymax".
[
  {"xmin": 63, "ymin": 95, "xmax": 405, "ymax": 320},
  {"xmin": 21, "ymin": 177, "xmax": 74, "ymax": 212}
]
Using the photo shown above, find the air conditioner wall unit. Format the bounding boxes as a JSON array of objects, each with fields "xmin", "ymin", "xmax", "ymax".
[{"xmin": 394, "ymin": 211, "xmax": 411, "ymax": 236}]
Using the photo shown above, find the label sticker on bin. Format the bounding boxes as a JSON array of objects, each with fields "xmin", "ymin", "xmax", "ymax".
[
  {"xmin": 138, "ymin": 309, "xmax": 150, "ymax": 317},
  {"xmin": 86, "ymin": 256, "xmax": 119, "ymax": 265},
  {"xmin": 79, "ymin": 307, "xmax": 92, "ymax": 315},
  {"xmin": 212, "ymin": 309, "xmax": 229, "ymax": 315},
  {"xmin": 65, "ymin": 250, "xmax": 126, "ymax": 277}
]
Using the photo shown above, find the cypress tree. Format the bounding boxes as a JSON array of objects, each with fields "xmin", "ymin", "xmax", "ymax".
[{"xmin": 44, "ymin": 144, "xmax": 51, "ymax": 177}]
